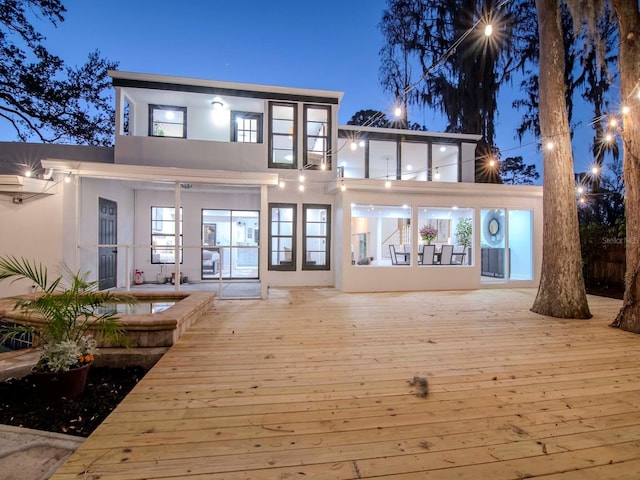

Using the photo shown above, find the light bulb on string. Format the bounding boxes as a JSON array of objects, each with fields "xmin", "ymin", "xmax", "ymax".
[
  {"xmin": 484, "ymin": 24, "xmax": 493, "ymax": 37},
  {"xmin": 591, "ymin": 166, "xmax": 599, "ymax": 175},
  {"xmin": 298, "ymin": 184, "xmax": 305, "ymax": 192},
  {"xmin": 340, "ymin": 181, "xmax": 346, "ymax": 192},
  {"xmin": 279, "ymin": 180, "xmax": 285, "ymax": 189},
  {"xmin": 605, "ymin": 133, "xmax": 613, "ymax": 143},
  {"xmin": 320, "ymin": 162, "xmax": 326, "ymax": 171},
  {"xmin": 385, "ymin": 180, "xmax": 391, "ymax": 189},
  {"xmin": 488, "ymin": 158, "xmax": 496, "ymax": 168},
  {"xmin": 24, "ymin": 170, "xmax": 32, "ymax": 178},
  {"xmin": 64, "ymin": 174, "xmax": 72, "ymax": 184},
  {"xmin": 609, "ymin": 118, "xmax": 618, "ymax": 128},
  {"xmin": 579, "ymin": 197, "xmax": 586, "ymax": 204},
  {"xmin": 434, "ymin": 168, "xmax": 441, "ymax": 180},
  {"xmin": 299, "ymin": 173, "xmax": 305, "ymax": 183},
  {"xmin": 622, "ymin": 105, "xmax": 630, "ymax": 115},
  {"xmin": 393, "ymin": 106, "xmax": 402, "ymax": 118},
  {"xmin": 577, "ymin": 186, "xmax": 584, "ymax": 194},
  {"xmin": 358, "ymin": 140, "xmax": 365, "ymax": 148},
  {"xmin": 350, "ymin": 141, "xmax": 357, "ymax": 151},
  {"xmin": 545, "ymin": 141, "xmax": 554, "ymax": 151}
]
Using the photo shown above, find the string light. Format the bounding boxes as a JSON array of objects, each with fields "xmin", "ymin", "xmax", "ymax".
[
  {"xmin": 298, "ymin": 184, "xmax": 305, "ymax": 192},
  {"xmin": 298, "ymin": 173, "xmax": 305, "ymax": 183},
  {"xmin": 622, "ymin": 105, "xmax": 630, "ymax": 115},
  {"xmin": 64, "ymin": 174, "xmax": 72, "ymax": 184},
  {"xmin": 385, "ymin": 180, "xmax": 391, "ymax": 188},
  {"xmin": 545, "ymin": 141, "xmax": 554, "ymax": 151},
  {"xmin": 484, "ymin": 24, "xmax": 493, "ymax": 37},
  {"xmin": 393, "ymin": 106, "xmax": 402, "ymax": 118},
  {"xmin": 24, "ymin": 170, "xmax": 32, "ymax": 178},
  {"xmin": 591, "ymin": 166, "xmax": 599, "ymax": 175},
  {"xmin": 488, "ymin": 158, "xmax": 496, "ymax": 167},
  {"xmin": 350, "ymin": 141, "xmax": 357, "ymax": 151},
  {"xmin": 340, "ymin": 181, "xmax": 346, "ymax": 192},
  {"xmin": 434, "ymin": 168, "xmax": 441, "ymax": 180},
  {"xmin": 279, "ymin": 180, "xmax": 285, "ymax": 188}
]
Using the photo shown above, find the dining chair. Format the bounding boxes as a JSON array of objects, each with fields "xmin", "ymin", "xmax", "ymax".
[
  {"xmin": 452, "ymin": 245, "xmax": 466, "ymax": 265},
  {"xmin": 389, "ymin": 244, "xmax": 409, "ymax": 265},
  {"xmin": 421, "ymin": 244, "xmax": 436, "ymax": 265},
  {"xmin": 440, "ymin": 244, "xmax": 454, "ymax": 265},
  {"xmin": 389, "ymin": 244, "xmax": 398, "ymax": 265}
]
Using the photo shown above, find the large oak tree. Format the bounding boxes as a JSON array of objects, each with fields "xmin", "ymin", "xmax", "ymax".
[
  {"xmin": 531, "ymin": 0, "xmax": 591, "ymax": 318},
  {"xmin": 562, "ymin": 0, "xmax": 640, "ymax": 331},
  {"xmin": 0, "ymin": 0, "xmax": 117, "ymax": 146}
]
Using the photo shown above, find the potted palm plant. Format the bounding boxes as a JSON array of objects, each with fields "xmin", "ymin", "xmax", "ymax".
[{"xmin": 0, "ymin": 256, "xmax": 135, "ymax": 398}]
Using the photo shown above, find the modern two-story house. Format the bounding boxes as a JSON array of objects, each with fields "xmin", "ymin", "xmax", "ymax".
[{"xmin": 0, "ymin": 71, "xmax": 542, "ymax": 298}]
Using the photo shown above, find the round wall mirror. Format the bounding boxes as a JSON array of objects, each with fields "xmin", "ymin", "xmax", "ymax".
[{"xmin": 488, "ymin": 218, "xmax": 499, "ymax": 235}]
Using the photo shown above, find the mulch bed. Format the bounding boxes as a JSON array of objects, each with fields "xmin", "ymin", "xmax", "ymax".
[{"xmin": 0, "ymin": 366, "xmax": 148, "ymax": 437}]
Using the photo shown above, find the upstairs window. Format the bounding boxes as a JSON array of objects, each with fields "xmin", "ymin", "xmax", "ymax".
[
  {"xmin": 304, "ymin": 105, "xmax": 331, "ymax": 170},
  {"xmin": 232, "ymin": 111, "xmax": 263, "ymax": 143},
  {"xmin": 149, "ymin": 105, "xmax": 187, "ymax": 138},
  {"xmin": 269, "ymin": 103, "xmax": 297, "ymax": 168}
]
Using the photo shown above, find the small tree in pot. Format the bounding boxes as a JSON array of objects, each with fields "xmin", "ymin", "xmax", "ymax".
[{"xmin": 0, "ymin": 256, "xmax": 135, "ymax": 397}]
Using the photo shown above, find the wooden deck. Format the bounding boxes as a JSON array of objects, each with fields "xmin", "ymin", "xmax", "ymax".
[{"xmin": 50, "ymin": 288, "xmax": 640, "ymax": 479}]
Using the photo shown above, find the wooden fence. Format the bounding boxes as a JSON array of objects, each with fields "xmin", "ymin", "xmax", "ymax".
[{"xmin": 584, "ymin": 242, "xmax": 625, "ymax": 287}]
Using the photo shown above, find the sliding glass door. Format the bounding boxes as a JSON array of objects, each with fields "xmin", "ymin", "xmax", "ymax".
[{"xmin": 202, "ymin": 209, "xmax": 259, "ymax": 280}]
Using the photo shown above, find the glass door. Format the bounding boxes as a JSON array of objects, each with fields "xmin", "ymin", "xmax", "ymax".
[{"xmin": 202, "ymin": 209, "xmax": 259, "ymax": 280}]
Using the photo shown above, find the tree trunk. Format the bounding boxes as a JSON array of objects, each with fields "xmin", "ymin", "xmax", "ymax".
[
  {"xmin": 610, "ymin": 0, "xmax": 640, "ymax": 331},
  {"xmin": 531, "ymin": 0, "xmax": 591, "ymax": 318}
]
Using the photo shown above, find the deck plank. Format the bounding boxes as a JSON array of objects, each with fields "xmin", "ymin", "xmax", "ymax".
[{"xmin": 50, "ymin": 288, "xmax": 640, "ymax": 480}]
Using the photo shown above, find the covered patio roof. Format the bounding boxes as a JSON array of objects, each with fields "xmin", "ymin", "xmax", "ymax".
[{"xmin": 41, "ymin": 159, "xmax": 280, "ymax": 187}]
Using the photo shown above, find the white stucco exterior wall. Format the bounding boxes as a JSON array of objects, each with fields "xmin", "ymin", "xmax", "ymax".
[{"xmin": 0, "ymin": 182, "xmax": 65, "ymax": 296}]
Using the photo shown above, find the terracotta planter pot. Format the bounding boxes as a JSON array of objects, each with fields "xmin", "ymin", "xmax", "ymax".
[{"xmin": 31, "ymin": 362, "xmax": 91, "ymax": 399}]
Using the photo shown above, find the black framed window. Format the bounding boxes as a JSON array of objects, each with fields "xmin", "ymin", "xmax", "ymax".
[
  {"xmin": 269, "ymin": 203, "xmax": 296, "ymax": 270},
  {"xmin": 303, "ymin": 204, "xmax": 330, "ymax": 270},
  {"xmin": 304, "ymin": 105, "xmax": 331, "ymax": 170},
  {"xmin": 151, "ymin": 207, "xmax": 183, "ymax": 264},
  {"xmin": 149, "ymin": 105, "xmax": 187, "ymax": 138},
  {"xmin": 232, "ymin": 111, "xmax": 263, "ymax": 143},
  {"xmin": 269, "ymin": 102, "xmax": 297, "ymax": 168}
]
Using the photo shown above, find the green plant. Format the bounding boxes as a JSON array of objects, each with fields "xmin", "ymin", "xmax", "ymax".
[
  {"xmin": 0, "ymin": 256, "xmax": 135, "ymax": 372},
  {"xmin": 455, "ymin": 218, "xmax": 472, "ymax": 248}
]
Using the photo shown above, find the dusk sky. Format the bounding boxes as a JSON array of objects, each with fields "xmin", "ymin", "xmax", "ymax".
[{"xmin": 4, "ymin": 0, "xmax": 610, "ymax": 180}]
